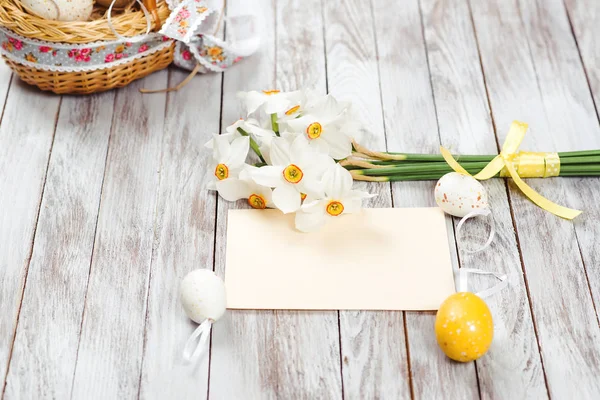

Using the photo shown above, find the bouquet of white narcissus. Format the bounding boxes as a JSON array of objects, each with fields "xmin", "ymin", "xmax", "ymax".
[{"xmin": 205, "ymin": 89, "xmax": 376, "ymax": 232}]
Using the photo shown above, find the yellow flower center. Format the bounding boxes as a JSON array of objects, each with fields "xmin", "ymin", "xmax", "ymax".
[
  {"xmin": 301, "ymin": 193, "xmax": 307, "ymax": 201},
  {"xmin": 208, "ymin": 46, "xmax": 222, "ymax": 56},
  {"xmin": 262, "ymin": 90, "xmax": 280, "ymax": 95},
  {"xmin": 282, "ymin": 164, "xmax": 304, "ymax": 184},
  {"xmin": 285, "ymin": 105, "xmax": 301, "ymax": 115},
  {"xmin": 248, "ymin": 194, "xmax": 267, "ymax": 209},
  {"xmin": 326, "ymin": 201, "xmax": 344, "ymax": 216},
  {"xmin": 306, "ymin": 122, "xmax": 322, "ymax": 139},
  {"xmin": 214, "ymin": 163, "xmax": 229, "ymax": 180}
]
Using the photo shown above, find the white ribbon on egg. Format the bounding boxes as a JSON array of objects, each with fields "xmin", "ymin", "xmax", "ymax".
[
  {"xmin": 455, "ymin": 208, "xmax": 496, "ymax": 254},
  {"xmin": 458, "ymin": 268, "xmax": 509, "ymax": 298},
  {"xmin": 182, "ymin": 318, "xmax": 214, "ymax": 363}
]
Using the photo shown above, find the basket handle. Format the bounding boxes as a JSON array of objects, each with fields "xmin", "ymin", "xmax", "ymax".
[{"xmin": 143, "ymin": 0, "xmax": 161, "ymax": 29}]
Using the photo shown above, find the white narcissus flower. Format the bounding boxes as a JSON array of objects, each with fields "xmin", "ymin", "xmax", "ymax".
[
  {"xmin": 238, "ymin": 90, "xmax": 301, "ymax": 116},
  {"xmin": 274, "ymin": 90, "xmax": 311, "ymax": 121},
  {"xmin": 284, "ymin": 95, "xmax": 354, "ymax": 160},
  {"xmin": 207, "ymin": 134, "xmax": 250, "ymax": 190},
  {"xmin": 215, "ymin": 168, "xmax": 275, "ymax": 209},
  {"xmin": 251, "ymin": 135, "xmax": 334, "ymax": 213},
  {"xmin": 295, "ymin": 164, "xmax": 376, "ymax": 232}
]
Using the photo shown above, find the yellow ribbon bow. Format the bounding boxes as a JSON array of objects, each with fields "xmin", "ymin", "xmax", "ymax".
[{"xmin": 440, "ymin": 121, "xmax": 582, "ymax": 220}]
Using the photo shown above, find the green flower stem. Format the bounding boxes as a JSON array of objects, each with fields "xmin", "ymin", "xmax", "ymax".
[
  {"xmin": 352, "ymin": 162, "xmax": 490, "ymax": 177},
  {"xmin": 237, "ymin": 127, "xmax": 266, "ymax": 164},
  {"xmin": 362, "ymin": 150, "xmax": 600, "ymax": 163},
  {"xmin": 271, "ymin": 113, "xmax": 280, "ymax": 136}
]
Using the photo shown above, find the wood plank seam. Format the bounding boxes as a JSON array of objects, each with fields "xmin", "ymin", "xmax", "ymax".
[
  {"xmin": 401, "ymin": 313, "xmax": 415, "ymax": 400},
  {"xmin": 562, "ymin": 0, "xmax": 600, "ymax": 127},
  {"xmin": 136, "ymin": 73, "xmax": 175, "ymax": 400},
  {"xmin": 502, "ymin": 186, "xmax": 551, "ymax": 397},
  {"xmin": 415, "ymin": 0, "xmax": 483, "ymax": 397},
  {"xmin": 573, "ymin": 231, "xmax": 600, "ymax": 327},
  {"xmin": 367, "ymin": 2, "xmax": 416, "ymax": 398},
  {"xmin": 204, "ymin": 15, "xmax": 228, "ymax": 400},
  {"xmin": 67, "ymin": 91, "xmax": 118, "ymax": 400},
  {"xmin": 449, "ymin": 218, "xmax": 483, "ymax": 400},
  {"xmin": 561, "ymin": 0, "xmax": 600, "ymax": 327},
  {"xmin": 464, "ymin": 0, "xmax": 552, "ymax": 396},
  {"xmin": 1, "ymin": 95, "xmax": 63, "ymax": 400},
  {"xmin": 316, "ymin": 0, "xmax": 347, "ymax": 397},
  {"xmin": 0, "ymin": 73, "xmax": 12, "ymax": 127}
]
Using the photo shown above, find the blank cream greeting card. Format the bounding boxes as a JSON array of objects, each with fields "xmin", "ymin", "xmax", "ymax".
[{"xmin": 224, "ymin": 208, "xmax": 456, "ymax": 311}]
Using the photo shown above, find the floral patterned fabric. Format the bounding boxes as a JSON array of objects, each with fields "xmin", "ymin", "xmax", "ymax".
[
  {"xmin": 0, "ymin": 28, "xmax": 171, "ymax": 71},
  {"xmin": 0, "ymin": 0, "xmax": 254, "ymax": 74},
  {"xmin": 159, "ymin": 0, "xmax": 213, "ymax": 44}
]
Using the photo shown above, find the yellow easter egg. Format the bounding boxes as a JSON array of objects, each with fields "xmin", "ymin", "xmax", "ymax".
[{"xmin": 435, "ymin": 292, "xmax": 493, "ymax": 362}]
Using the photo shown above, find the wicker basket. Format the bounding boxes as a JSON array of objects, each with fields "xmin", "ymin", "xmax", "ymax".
[{"xmin": 0, "ymin": 0, "xmax": 174, "ymax": 94}]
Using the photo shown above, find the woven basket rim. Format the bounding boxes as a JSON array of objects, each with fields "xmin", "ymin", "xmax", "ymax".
[{"xmin": 0, "ymin": 0, "xmax": 171, "ymax": 44}]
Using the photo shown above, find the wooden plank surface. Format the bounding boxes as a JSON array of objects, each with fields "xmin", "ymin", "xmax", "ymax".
[
  {"xmin": 1, "ymin": 0, "xmax": 600, "ymax": 398},
  {"xmin": 374, "ymin": 0, "xmax": 480, "ymax": 397},
  {"xmin": 0, "ymin": 79, "xmax": 61, "ymax": 396},
  {"xmin": 70, "ymin": 73, "xmax": 168, "ymax": 399},
  {"xmin": 136, "ymin": 70, "xmax": 221, "ymax": 398},
  {"xmin": 419, "ymin": 0, "xmax": 547, "ymax": 398},
  {"xmin": 210, "ymin": 1, "xmax": 343, "ymax": 399},
  {"xmin": 563, "ymin": 0, "xmax": 600, "ymax": 321},
  {"xmin": 3, "ymin": 92, "xmax": 114, "ymax": 399},
  {"xmin": 470, "ymin": 0, "xmax": 600, "ymax": 397},
  {"xmin": 321, "ymin": 1, "xmax": 411, "ymax": 398}
]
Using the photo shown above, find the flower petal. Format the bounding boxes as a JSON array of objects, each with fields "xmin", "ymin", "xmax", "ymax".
[
  {"xmin": 295, "ymin": 209, "xmax": 326, "ymax": 233},
  {"xmin": 272, "ymin": 184, "xmax": 301, "ymax": 213},
  {"xmin": 342, "ymin": 190, "xmax": 377, "ymax": 213},
  {"xmin": 269, "ymin": 137, "xmax": 292, "ymax": 166},
  {"xmin": 322, "ymin": 128, "xmax": 352, "ymax": 159},
  {"xmin": 285, "ymin": 115, "xmax": 311, "ymax": 134},
  {"xmin": 308, "ymin": 138, "xmax": 330, "ymax": 155},
  {"xmin": 323, "ymin": 164, "xmax": 353, "ymax": 199},
  {"xmin": 216, "ymin": 179, "xmax": 250, "ymax": 201},
  {"xmin": 212, "ymin": 134, "xmax": 231, "ymax": 162},
  {"xmin": 226, "ymin": 136, "xmax": 250, "ymax": 168},
  {"xmin": 238, "ymin": 91, "xmax": 266, "ymax": 116},
  {"xmin": 251, "ymin": 166, "xmax": 284, "ymax": 187}
]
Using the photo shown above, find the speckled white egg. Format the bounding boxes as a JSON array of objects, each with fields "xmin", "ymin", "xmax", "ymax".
[
  {"xmin": 180, "ymin": 269, "xmax": 227, "ymax": 324},
  {"xmin": 22, "ymin": 0, "xmax": 93, "ymax": 21},
  {"xmin": 434, "ymin": 172, "xmax": 488, "ymax": 218}
]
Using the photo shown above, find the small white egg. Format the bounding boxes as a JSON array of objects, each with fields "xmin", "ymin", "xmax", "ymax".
[
  {"xmin": 434, "ymin": 172, "xmax": 488, "ymax": 218},
  {"xmin": 180, "ymin": 269, "xmax": 227, "ymax": 324},
  {"xmin": 22, "ymin": 0, "xmax": 93, "ymax": 21}
]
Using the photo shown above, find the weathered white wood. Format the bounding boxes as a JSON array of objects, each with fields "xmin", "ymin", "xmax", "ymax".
[
  {"xmin": 369, "ymin": 0, "xmax": 478, "ymax": 398},
  {"xmin": 470, "ymin": 0, "xmax": 600, "ymax": 397},
  {"xmin": 419, "ymin": 0, "xmax": 548, "ymax": 398},
  {"xmin": 322, "ymin": 1, "xmax": 414, "ymax": 398},
  {"xmin": 137, "ymin": 69, "xmax": 222, "ymax": 399},
  {"xmin": 563, "ymin": 0, "xmax": 600, "ymax": 321},
  {"xmin": 3, "ymin": 92, "xmax": 114, "ymax": 400},
  {"xmin": 70, "ymin": 72, "xmax": 168, "ymax": 399},
  {"xmin": 210, "ymin": 1, "xmax": 343, "ymax": 399},
  {"xmin": 0, "ymin": 63, "xmax": 11, "ymax": 109},
  {"xmin": 0, "ymin": 80, "xmax": 61, "ymax": 393}
]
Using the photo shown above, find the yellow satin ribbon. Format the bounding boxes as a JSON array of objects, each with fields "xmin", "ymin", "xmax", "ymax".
[{"xmin": 440, "ymin": 121, "xmax": 582, "ymax": 220}]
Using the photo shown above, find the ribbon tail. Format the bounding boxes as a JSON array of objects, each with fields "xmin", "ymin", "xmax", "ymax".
[
  {"xmin": 501, "ymin": 121, "xmax": 528, "ymax": 154},
  {"xmin": 182, "ymin": 319, "xmax": 213, "ymax": 363},
  {"xmin": 440, "ymin": 146, "xmax": 505, "ymax": 180},
  {"xmin": 504, "ymin": 161, "xmax": 581, "ymax": 220},
  {"xmin": 440, "ymin": 146, "xmax": 472, "ymax": 175},
  {"xmin": 458, "ymin": 268, "xmax": 508, "ymax": 298}
]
